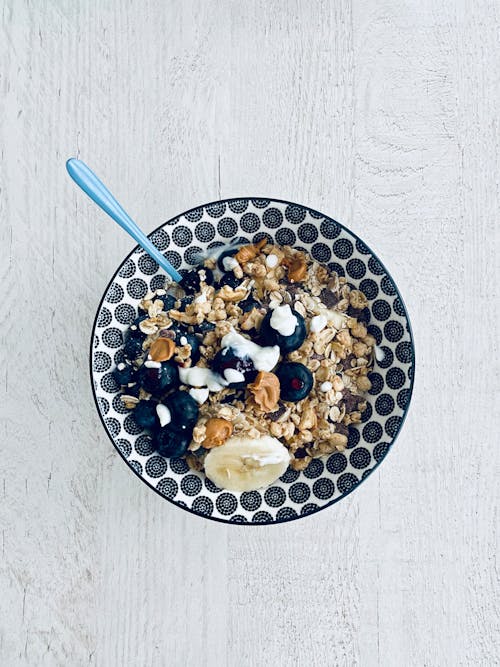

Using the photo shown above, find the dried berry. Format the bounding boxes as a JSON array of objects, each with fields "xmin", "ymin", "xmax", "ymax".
[{"xmin": 320, "ymin": 288, "xmax": 339, "ymax": 308}]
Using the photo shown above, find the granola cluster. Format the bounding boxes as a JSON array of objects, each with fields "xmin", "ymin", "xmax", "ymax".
[{"xmin": 120, "ymin": 239, "xmax": 374, "ymax": 472}]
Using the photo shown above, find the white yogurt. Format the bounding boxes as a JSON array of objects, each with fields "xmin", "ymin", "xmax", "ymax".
[
  {"xmin": 269, "ymin": 304, "xmax": 297, "ymax": 337},
  {"xmin": 222, "ymin": 256, "xmax": 240, "ymax": 271},
  {"xmin": 375, "ymin": 346, "xmax": 385, "ymax": 362},
  {"xmin": 189, "ymin": 387, "xmax": 210, "ymax": 404},
  {"xmin": 178, "ymin": 366, "xmax": 227, "ymax": 392},
  {"xmin": 265, "ymin": 254, "xmax": 279, "ymax": 268},
  {"xmin": 224, "ymin": 368, "xmax": 246, "ymax": 384},
  {"xmin": 221, "ymin": 330, "xmax": 280, "ymax": 372},
  {"xmin": 144, "ymin": 360, "xmax": 162, "ymax": 369},
  {"xmin": 320, "ymin": 381, "xmax": 333, "ymax": 392},
  {"xmin": 310, "ymin": 314, "xmax": 327, "ymax": 333},
  {"xmin": 156, "ymin": 404, "xmax": 172, "ymax": 427}
]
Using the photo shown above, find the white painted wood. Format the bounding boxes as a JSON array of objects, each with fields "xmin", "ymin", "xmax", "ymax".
[{"xmin": 1, "ymin": 1, "xmax": 498, "ymax": 666}]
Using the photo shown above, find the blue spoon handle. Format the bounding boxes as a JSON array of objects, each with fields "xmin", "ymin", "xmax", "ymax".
[{"xmin": 66, "ymin": 158, "xmax": 182, "ymax": 283}]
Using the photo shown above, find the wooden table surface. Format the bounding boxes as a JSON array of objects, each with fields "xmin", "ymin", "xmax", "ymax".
[{"xmin": 1, "ymin": 2, "xmax": 499, "ymax": 665}]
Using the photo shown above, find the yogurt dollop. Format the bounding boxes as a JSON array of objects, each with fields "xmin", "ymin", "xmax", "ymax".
[
  {"xmin": 156, "ymin": 404, "xmax": 172, "ymax": 427},
  {"xmin": 189, "ymin": 387, "xmax": 210, "ymax": 404},
  {"xmin": 222, "ymin": 256, "xmax": 240, "ymax": 271},
  {"xmin": 144, "ymin": 360, "xmax": 162, "ymax": 369},
  {"xmin": 269, "ymin": 304, "xmax": 297, "ymax": 337},
  {"xmin": 224, "ymin": 368, "xmax": 246, "ymax": 384},
  {"xmin": 221, "ymin": 330, "xmax": 280, "ymax": 372},
  {"xmin": 178, "ymin": 366, "xmax": 227, "ymax": 392},
  {"xmin": 265, "ymin": 254, "xmax": 279, "ymax": 268}
]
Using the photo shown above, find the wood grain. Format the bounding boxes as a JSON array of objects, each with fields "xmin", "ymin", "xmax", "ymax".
[{"xmin": 1, "ymin": 1, "xmax": 498, "ymax": 666}]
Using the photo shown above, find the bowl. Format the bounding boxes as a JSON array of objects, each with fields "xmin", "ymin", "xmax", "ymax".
[{"xmin": 91, "ymin": 198, "xmax": 414, "ymax": 524}]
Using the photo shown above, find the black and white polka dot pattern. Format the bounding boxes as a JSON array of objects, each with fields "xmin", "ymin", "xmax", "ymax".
[
  {"xmin": 195, "ymin": 221, "xmax": 216, "ymax": 242},
  {"xmin": 228, "ymin": 199, "xmax": 248, "ymax": 214},
  {"xmin": 240, "ymin": 212, "xmax": 260, "ymax": 233},
  {"xmin": 114, "ymin": 303, "xmax": 136, "ymax": 325},
  {"xmin": 217, "ymin": 217, "xmax": 238, "ymax": 238},
  {"xmin": 135, "ymin": 434, "xmax": 155, "ymax": 457},
  {"xmin": 93, "ymin": 351, "xmax": 111, "ymax": 372},
  {"xmin": 91, "ymin": 198, "xmax": 414, "ymax": 525},
  {"xmin": 138, "ymin": 254, "xmax": 159, "ymax": 275}
]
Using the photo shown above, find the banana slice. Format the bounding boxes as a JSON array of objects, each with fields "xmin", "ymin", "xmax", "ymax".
[{"xmin": 204, "ymin": 435, "xmax": 291, "ymax": 492}]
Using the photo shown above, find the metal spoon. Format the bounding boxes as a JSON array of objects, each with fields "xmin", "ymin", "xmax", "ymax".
[{"xmin": 66, "ymin": 158, "xmax": 183, "ymax": 284}]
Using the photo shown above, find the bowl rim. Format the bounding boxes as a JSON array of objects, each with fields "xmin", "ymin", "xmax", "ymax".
[{"xmin": 89, "ymin": 196, "xmax": 416, "ymax": 525}]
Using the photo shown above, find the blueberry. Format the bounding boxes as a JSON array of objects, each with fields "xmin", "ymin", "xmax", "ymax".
[
  {"xmin": 154, "ymin": 427, "xmax": 191, "ymax": 457},
  {"xmin": 123, "ymin": 336, "xmax": 144, "ymax": 361},
  {"xmin": 177, "ymin": 295, "xmax": 194, "ymax": 312},
  {"xmin": 259, "ymin": 309, "xmax": 307, "ymax": 353},
  {"xmin": 169, "ymin": 324, "xmax": 189, "ymax": 344},
  {"xmin": 125, "ymin": 382, "xmax": 141, "ymax": 398},
  {"xmin": 174, "ymin": 330, "xmax": 200, "ymax": 363},
  {"xmin": 217, "ymin": 249, "xmax": 237, "ymax": 272},
  {"xmin": 112, "ymin": 363, "xmax": 136, "ymax": 386},
  {"xmin": 276, "ymin": 362, "xmax": 313, "ymax": 402},
  {"xmin": 203, "ymin": 267, "xmax": 214, "ymax": 285},
  {"xmin": 180, "ymin": 269, "xmax": 201, "ymax": 294},
  {"xmin": 125, "ymin": 316, "xmax": 148, "ymax": 340},
  {"xmin": 154, "ymin": 292, "xmax": 176, "ymax": 311},
  {"xmin": 165, "ymin": 391, "xmax": 199, "ymax": 432},
  {"xmin": 183, "ymin": 333, "xmax": 200, "ymax": 363},
  {"xmin": 138, "ymin": 361, "xmax": 179, "ymax": 396},
  {"xmin": 180, "ymin": 268, "xmax": 214, "ymax": 294},
  {"xmin": 212, "ymin": 348, "xmax": 257, "ymax": 387},
  {"xmin": 239, "ymin": 296, "xmax": 262, "ymax": 313},
  {"xmin": 133, "ymin": 400, "xmax": 158, "ymax": 430},
  {"xmin": 194, "ymin": 321, "xmax": 216, "ymax": 337},
  {"xmin": 218, "ymin": 273, "xmax": 241, "ymax": 289}
]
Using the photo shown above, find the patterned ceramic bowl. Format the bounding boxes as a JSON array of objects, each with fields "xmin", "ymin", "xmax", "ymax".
[{"xmin": 91, "ymin": 198, "xmax": 415, "ymax": 524}]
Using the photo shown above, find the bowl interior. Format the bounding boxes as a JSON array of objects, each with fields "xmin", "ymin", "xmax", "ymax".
[{"xmin": 91, "ymin": 198, "xmax": 414, "ymax": 524}]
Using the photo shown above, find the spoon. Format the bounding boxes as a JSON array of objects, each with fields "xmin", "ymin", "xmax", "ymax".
[{"xmin": 66, "ymin": 158, "xmax": 183, "ymax": 284}]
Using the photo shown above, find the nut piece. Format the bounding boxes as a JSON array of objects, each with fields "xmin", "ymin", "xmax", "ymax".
[
  {"xmin": 149, "ymin": 337, "xmax": 176, "ymax": 362},
  {"xmin": 350, "ymin": 321, "xmax": 368, "ymax": 339},
  {"xmin": 283, "ymin": 255, "xmax": 307, "ymax": 283},
  {"xmin": 240, "ymin": 307, "xmax": 265, "ymax": 331},
  {"xmin": 192, "ymin": 423, "xmax": 207, "ymax": 444},
  {"xmin": 121, "ymin": 394, "xmax": 140, "ymax": 409},
  {"xmin": 247, "ymin": 371, "xmax": 281, "ymax": 413},
  {"xmin": 203, "ymin": 418, "xmax": 234, "ymax": 448},
  {"xmin": 299, "ymin": 406, "xmax": 317, "ymax": 431},
  {"xmin": 218, "ymin": 285, "xmax": 248, "ymax": 302},
  {"xmin": 234, "ymin": 238, "xmax": 267, "ymax": 264},
  {"xmin": 139, "ymin": 318, "xmax": 159, "ymax": 335},
  {"xmin": 349, "ymin": 290, "xmax": 368, "ymax": 310}
]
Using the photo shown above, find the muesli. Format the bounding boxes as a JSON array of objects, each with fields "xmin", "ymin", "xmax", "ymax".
[{"xmin": 114, "ymin": 240, "xmax": 374, "ymax": 490}]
